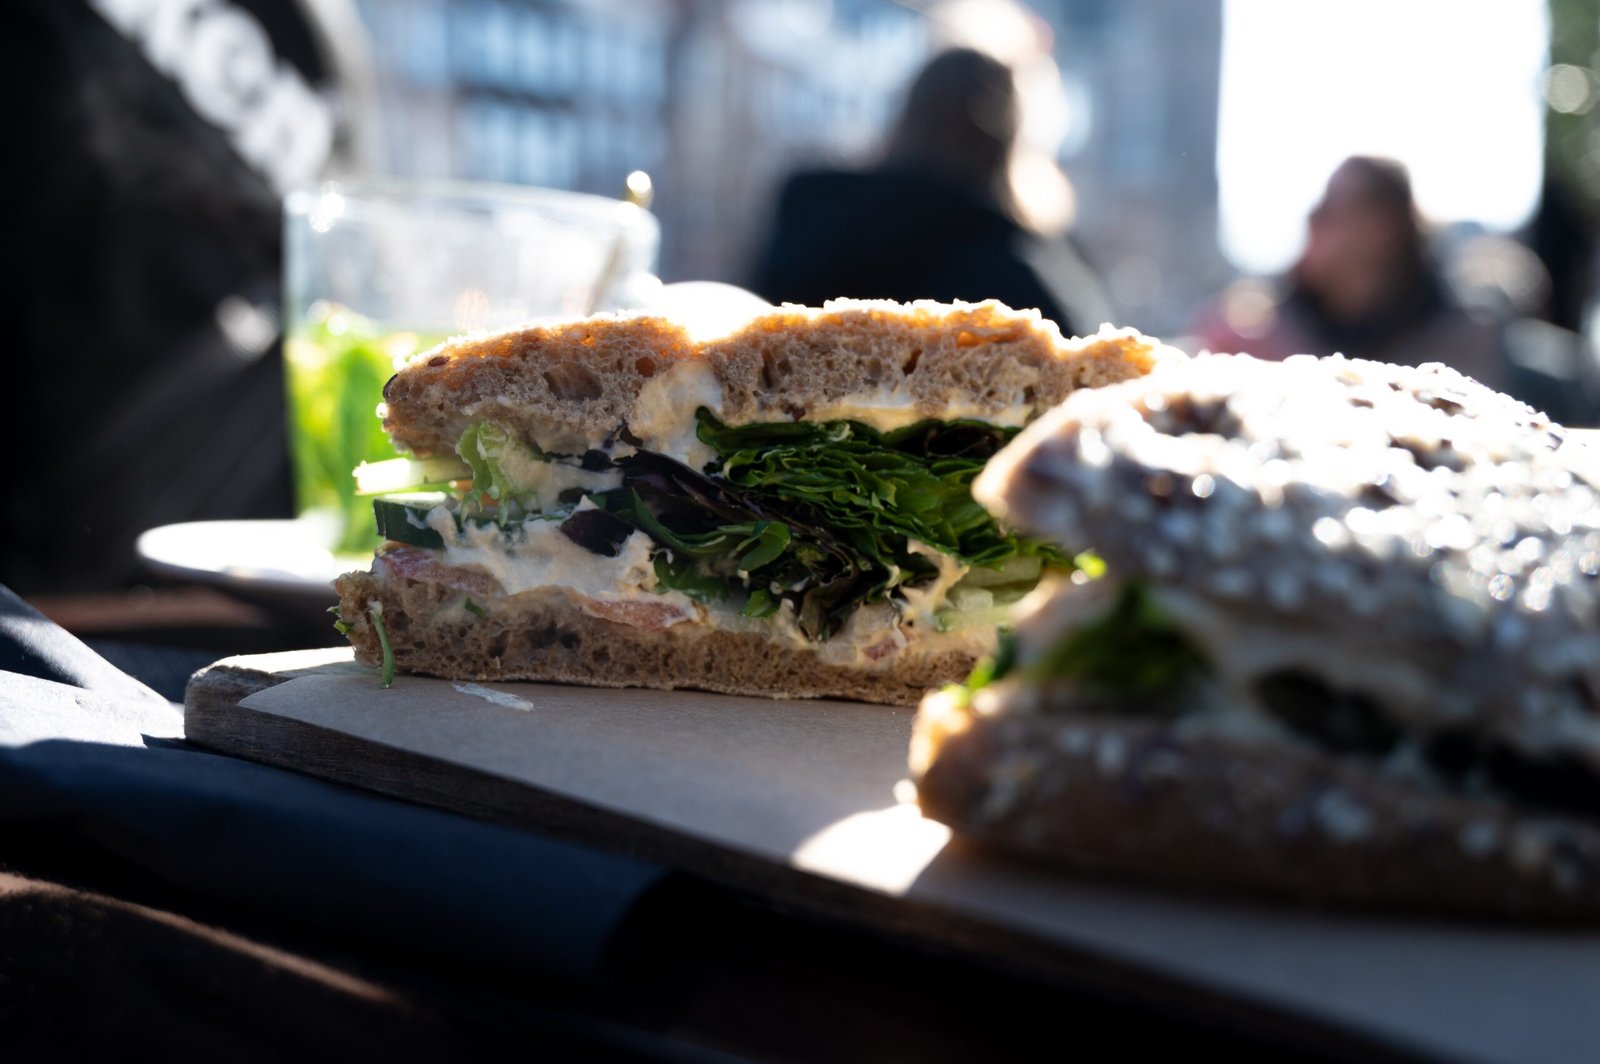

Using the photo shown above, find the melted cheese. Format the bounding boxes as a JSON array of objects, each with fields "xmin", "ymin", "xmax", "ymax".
[
  {"xmin": 627, "ymin": 366, "xmax": 1032, "ymax": 466},
  {"xmin": 807, "ymin": 389, "xmax": 923, "ymax": 432},
  {"xmin": 808, "ymin": 390, "xmax": 1034, "ymax": 433}
]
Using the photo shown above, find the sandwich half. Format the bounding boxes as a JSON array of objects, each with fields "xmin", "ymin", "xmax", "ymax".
[
  {"xmin": 912, "ymin": 352, "xmax": 1600, "ymax": 918},
  {"xmin": 333, "ymin": 299, "xmax": 1167, "ymax": 704}
]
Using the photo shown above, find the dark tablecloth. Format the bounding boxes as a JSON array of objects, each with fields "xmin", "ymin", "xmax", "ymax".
[{"xmin": 0, "ymin": 584, "xmax": 1362, "ymax": 1062}]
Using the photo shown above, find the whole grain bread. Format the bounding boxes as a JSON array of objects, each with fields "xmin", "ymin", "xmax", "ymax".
[
  {"xmin": 706, "ymin": 300, "xmax": 1157, "ymax": 424},
  {"xmin": 381, "ymin": 313, "xmax": 697, "ymax": 456},
  {"xmin": 912, "ymin": 702, "xmax": 1600, "ymax": 920},
  {"xmin": 335, "ymin": 566, "xmax": 981, "ymax": 706},
  {"xmin": 380, "ymin": 299, "xmax": 1165, "ymax": 456}
]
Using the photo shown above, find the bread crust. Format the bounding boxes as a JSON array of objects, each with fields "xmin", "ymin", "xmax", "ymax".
[
  {"xmin": 380, "ymin": 300, "xmax": 1164, "ymax": 457},
  {"xmin": 705, "ymin": 300, "xmax": 1156, "ymax": 423},
  {"xmin": 335, "ymin": 567, "xmax": 980, "ymax": 706},
  {"xmin": 381, "ymin": 313, "xmax": 697, "ymax": 456},
  {"xmin": 913, "ymin": 697, "xmax": 1600, "ymax": 920}
]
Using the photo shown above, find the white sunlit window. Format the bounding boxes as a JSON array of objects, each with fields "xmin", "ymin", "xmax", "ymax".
[{"xmin": 1217, "ymin": 0, "xmax": 1548, "ymax": 275}]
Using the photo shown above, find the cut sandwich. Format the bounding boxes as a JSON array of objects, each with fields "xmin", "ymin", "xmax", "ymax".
[
  {"xmin": 333, "ymin": 299, "xmax": 1168, "ymax": 704},
  {"xmin": 911, "ymin": 352, "xmax": 1600, "ymax": 918}
]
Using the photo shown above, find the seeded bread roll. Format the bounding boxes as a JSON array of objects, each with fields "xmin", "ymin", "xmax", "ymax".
[
  {"xmin": 913, "ymin": 699, "xmax": 1600, "ymax": 920},
  {"xmin": 912, "ymin": 352, "xmax": 1600, "ymax": 917},
  {"xmin": 380, "ymin": 299, "xmax": 1163, "ymax": 457}
]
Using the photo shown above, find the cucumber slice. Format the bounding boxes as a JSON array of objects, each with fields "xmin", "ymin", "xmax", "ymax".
[
  {"xmin": 355, "ymin": 455, "xmax": 471, "ymax": 496},
  {"xmin": 957, "ymin": 554, "xmax": 1043, "ymax": 587},
  {"xmin": 372, "ymin": 493, "xmax": 454, "ymax": 548},
  {"xmin": 371, "ymin": 493, "xmax": 567, "ymax": 548},
  {"xmin": 935, "ymin": 602, "xmax": 1016, "ymax": 633}
]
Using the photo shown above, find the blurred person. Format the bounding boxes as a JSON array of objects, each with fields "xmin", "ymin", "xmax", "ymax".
[
  {"xmin": 751, "ymin": 40, "xmax": 1114, "ymax": 338},
  {"xmin": 0, "ymin": 0, "xmax": 376, "ymax": 595},
  {"xmin": 1193, "ymin": 156, "xmax": 1506, "ymax": 388}
]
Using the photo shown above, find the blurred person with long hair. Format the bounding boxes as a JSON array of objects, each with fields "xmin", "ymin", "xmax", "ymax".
[
  {"xmin": 753, "ymin": 39, "xmax": 1113, "ymax": 338},
  {"xmin": 1195, "ymin": 155, "xmax": 1505, "ymax": 387}
]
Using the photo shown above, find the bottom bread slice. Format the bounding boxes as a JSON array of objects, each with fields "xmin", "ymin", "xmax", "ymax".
[
  {"xmin": 334, "ymin": 568, "xmax": 979, "ymax": 706},
  {"xmin": 913, "ymin": 708, "xmax": 1600, "ymax": 920}
]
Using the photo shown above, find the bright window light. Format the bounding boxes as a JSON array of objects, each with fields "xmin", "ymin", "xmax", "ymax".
[{"xmin": 1218, "ymin": 0, "xmax": 1548, "ymax": 275}]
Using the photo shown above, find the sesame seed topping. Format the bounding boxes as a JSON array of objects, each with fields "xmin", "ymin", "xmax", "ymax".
[{"xmin": 984, "ymin": 351, "xmax": 1600, "ymax": 760}]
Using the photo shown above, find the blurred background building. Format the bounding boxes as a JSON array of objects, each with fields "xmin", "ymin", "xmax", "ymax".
[
  {"xmin": 353, "ymin": 0, "xmax": 1229, "ymax": 334},
  {"xmin": 349, "ymin": 0, "xmax": 1591, "ymax": 349}
]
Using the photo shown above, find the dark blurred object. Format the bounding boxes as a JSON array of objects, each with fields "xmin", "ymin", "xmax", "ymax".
[
  {"xmin": 0, "ymin": 0, "xmax": 371, "ymax": 596},
  {"xmin": 1444, "ymin": 225, "xmax": 1600, "ymax": 426},
  {"xmin": 1537, "ymin": 0, "xmax": 1600, "ymax": 336},
  {"xmin": 25, "ymin": 582, "xmax": 343, "ymax": 699},
  {"xmin": 1499, "ymin": 316, "xmax": 1600, "ymax": 427},
  {"xmin": 752, "ymin": 45, "xmax": 1114, "ymax": 337},
  {"xmin": 0, "ymin": 585, "xmax": 1362, "ymax": 1063},
  {"xmin": 1528, "ymin": 175, "xmax": 1596, "ymax": 334}
]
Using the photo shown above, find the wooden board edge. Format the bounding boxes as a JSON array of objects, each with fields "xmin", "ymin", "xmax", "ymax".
[
  {"xmin": 185, "ymin": 661, "xmax": 284, "ymax": 704},
  {"xmin": 182, "ymin": 682, "xmax": 1420, "ymax": 1063}
]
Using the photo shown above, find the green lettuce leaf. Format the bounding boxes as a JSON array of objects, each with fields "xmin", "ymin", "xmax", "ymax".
[
  {"xmin": 1031, "ymin": 582, "xmax": 1205, "ymax": 695},
  {"xmin": 455, "ymin": 422, "xmax": 547, "ymax": 508},
  {"xmin": 951, "ymin": 582, "xmax": 1204, "ymax": 708},
  {"xmin": 696, "ymin": 410, "xmax": 1072, "ymax": 570}
]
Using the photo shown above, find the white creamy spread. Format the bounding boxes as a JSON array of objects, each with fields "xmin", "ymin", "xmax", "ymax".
[
  {"xmin": 1150, "ymin": 586, "xmax": 1444, "ymax": 733},
  {"xmin": 503, "ymin": 456, "xmax": 622, "ymax": 507},
  {"xmin": 674, "ymin": 576, "xmax": 995, "ymax": 669},
  {"xmin": 897, "ymin": 540, "xmax": 971, "ymax": 631},
  {"xmin": 488, "ymin": 435, "xmax": 548, "ymax": 493},
  {"xmin": 426, "ymin": 507, "xmax": 693, "ymax": 615},
  {"xmin": 630, "ymin": 361, "xmax": 724, "ymax": 469}
]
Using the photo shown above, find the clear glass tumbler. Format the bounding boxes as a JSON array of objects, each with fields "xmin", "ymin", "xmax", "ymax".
[{"xmin": 282, "ymin": 179, "xmax": 659, "ymax": 553}]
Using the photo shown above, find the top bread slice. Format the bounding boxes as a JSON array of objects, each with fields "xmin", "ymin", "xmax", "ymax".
[{"xmin": 379, "ymin": 299, "xmax": 1168, "ymax": 457}]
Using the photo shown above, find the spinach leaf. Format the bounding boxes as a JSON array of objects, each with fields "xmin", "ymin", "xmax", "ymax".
[
  {"xmin": 948, "ymin": 583, "xmax": 1203, "ymax": 708},
  {"xmin": 1030, "ymin": 582, "xmax": 1205, "ymax": 695},
  {"xmin": 456, "ymin": 422, "xmax": 546, "ymax": 509},
  {"xmin": 584, "ymin": 452, "xmax": 882, "ymax": 640},
  {"xmin": 696, "ymin": 409, "xmax": 1071, "ymax": 570}
]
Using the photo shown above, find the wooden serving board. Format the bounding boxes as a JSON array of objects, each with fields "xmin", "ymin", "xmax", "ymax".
[{"xmin": 187, "ymin": 650, "xmax": 1600, "ymax": 1064}]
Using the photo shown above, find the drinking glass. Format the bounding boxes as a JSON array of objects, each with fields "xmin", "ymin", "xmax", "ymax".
[{"xmin": 283, "ymin": 179, "xmax": 659, "ymax": 553}]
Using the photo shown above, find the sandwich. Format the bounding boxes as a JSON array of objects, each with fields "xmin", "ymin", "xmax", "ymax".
[
  {"xmin": 911, "ymin": 351, "xmax": 1600, "ymax": 918},
  {"xmin": 332, "ymin": 299, "xmax": 1167, "ymax": 704}
]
